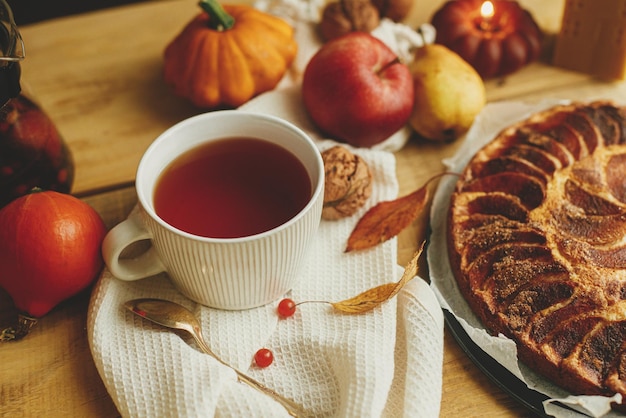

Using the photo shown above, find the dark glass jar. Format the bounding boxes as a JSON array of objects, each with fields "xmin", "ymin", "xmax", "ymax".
[{"xmin": 0, "ymin": 0, "xmax": 74, "ymax": 208}]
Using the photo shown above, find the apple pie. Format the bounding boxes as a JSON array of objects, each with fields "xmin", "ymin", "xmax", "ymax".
[{"xmin": 447, "ymin": 101, "xmax": 626, "ymax": 406}]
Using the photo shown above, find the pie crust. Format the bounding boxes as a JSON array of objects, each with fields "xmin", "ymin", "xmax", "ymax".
[{"xmin": 447, "ymin": 101, "xmax": 626, "ymax": 405}]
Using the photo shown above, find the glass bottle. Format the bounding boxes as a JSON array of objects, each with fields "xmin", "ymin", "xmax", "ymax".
[{"xmin": 0, "ymin": 0, "xmax": 74, "ymax": 208}]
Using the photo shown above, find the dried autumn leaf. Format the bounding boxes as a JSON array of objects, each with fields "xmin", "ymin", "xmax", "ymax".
[
  {"xmin": 345, "ymin": 172, "xmax": 457, "ymax": 252},
  {"xmin": 331, "ymin": 244, "xmax": 423, "ymax": 314},
  {"xmin": 345, "ymin": 184, "xmax": 429, "ymax": 252}
]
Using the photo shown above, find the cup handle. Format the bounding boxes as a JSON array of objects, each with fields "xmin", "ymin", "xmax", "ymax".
[{"xmin": 102, "ymin": 211, "xmax": 166, "ymax": 281}]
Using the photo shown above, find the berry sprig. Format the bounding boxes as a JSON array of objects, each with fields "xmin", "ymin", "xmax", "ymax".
[
  {"xmin": 254, "ymin": 247, "xmax": 422, "ymax": 368},
  {"xmin": 277, "ymin": 246, "xmax": 422, "ymax": 317}
]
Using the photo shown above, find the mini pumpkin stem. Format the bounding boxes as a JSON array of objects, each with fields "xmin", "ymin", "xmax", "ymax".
[{"xmin": 199, "ymin": 0, "xmax": 235, "ymax": 31}]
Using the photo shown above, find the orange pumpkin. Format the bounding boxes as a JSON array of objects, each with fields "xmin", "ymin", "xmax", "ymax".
[
  {"xmin": 163, "ymin": 0, "xmax": 298, "ymax": 108},
  {"xmin": 0, "ymin": 190, "xmax": 106, "ymax": 319}
]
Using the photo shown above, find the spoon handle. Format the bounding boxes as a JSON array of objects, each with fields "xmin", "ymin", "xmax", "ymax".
[
  {"xmin": 190, "ymin": 333, "xmax": 306, "ymax": 417},
  {"xmin": 233, "ymin": 368, "xmax": 306, "ymax": 417}
]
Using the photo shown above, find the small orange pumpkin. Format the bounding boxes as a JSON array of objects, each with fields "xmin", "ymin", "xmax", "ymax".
[
  {"xmin": 0, "ymin": 189, "xmax": 106, "ymax": 319},
  {"xmin": 163, "ymin": 0, "xmax": 298, "ymax": 108}
]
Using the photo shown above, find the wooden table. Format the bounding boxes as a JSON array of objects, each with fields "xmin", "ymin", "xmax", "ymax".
[{"xmin": 1, "ymin": 0, "xmax": 625, "ymax": 416}]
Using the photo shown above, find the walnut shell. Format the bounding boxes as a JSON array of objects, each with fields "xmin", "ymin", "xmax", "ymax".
[
  {"xmin": 371, "ymin": 0, "xmax": 413, "ymax": 22},
  {"xmin": 321, "ymin": 145, "xmax": 373, "ymax": 220},
  {"xmin": 319, "ymin": 0, "xmax": 380, "ymax": 42}
]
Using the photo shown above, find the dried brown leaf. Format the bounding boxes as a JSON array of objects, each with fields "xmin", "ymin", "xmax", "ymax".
[
  {"xmin": 331, "ymin": 244, "xmax": 423, "ymax": 314},
  {"xmin": 345, "ymin": 185, "xmax": 428, "ymax": 252}
]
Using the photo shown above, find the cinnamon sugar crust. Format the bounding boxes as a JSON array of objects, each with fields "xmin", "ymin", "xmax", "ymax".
[{"xmin": 447, "ymin": 101, "xmax": 626, "ymax": 407}]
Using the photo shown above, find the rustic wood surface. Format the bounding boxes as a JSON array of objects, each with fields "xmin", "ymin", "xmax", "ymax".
[{"xmin": 1, "ymin": 0, "xmax": 625, "ymax": 416}]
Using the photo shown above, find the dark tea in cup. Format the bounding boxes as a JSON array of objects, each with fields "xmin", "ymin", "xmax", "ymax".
[
  {"xmin": 103, "ymin": 110, "xmax": 324, "ymax": 309},
  {"xmin": 153, "ymin": 137, "xmax": 311, "ymax": 239}
]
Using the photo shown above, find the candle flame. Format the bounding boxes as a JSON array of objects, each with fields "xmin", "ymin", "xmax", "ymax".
[{"xmin": 480, "ymin": 1, "xmax": 495, "ymax": 19}]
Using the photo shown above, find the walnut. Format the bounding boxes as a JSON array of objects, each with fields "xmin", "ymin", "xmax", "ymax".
[
  {"xmin": 318, "ymin": 0, "xmax": 380, "ymax": 43},
  {"xmin": 371, "ymin": 0, "xmax": 413, "ymax": 22},
  {"xmin": 321, "ymin": 145, "xmax": 373, "ymax": 220}
]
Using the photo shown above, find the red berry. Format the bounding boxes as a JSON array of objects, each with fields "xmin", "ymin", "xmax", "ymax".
[
  {"xmin": 277, "ymin": 298, "xmax": 296, "ymax": 317},
  {"xmin": 254, "ymin": 348, "xmax": 274, "ymax": 368}
]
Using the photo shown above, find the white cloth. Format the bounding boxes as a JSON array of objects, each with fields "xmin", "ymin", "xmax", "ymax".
[
  {"xmin": 87, "ymin": 6, "xmax": 444, "ymax": 416},
  {"xmin": 261, "ymin": 2, "xmax": 435, "ymax": 153},
  {"xmin": 88, "ymin": 144, "xmax": 444, "ymax": 417}
]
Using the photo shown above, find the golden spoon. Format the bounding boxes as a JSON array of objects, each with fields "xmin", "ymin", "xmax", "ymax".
[{"xmin": 124, "ymin": 298, "xmax": 306, "ymax": 417}]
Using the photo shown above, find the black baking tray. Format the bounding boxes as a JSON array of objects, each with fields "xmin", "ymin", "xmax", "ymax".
[{"xmin": 443, "ymin": 309, "xmax": 590, "ymax": 417}]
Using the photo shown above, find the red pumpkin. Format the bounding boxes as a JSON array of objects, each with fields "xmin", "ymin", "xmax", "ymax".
[
  {"xmin": 0, "ymin": 190, "xmax": 106, "ymax": 318},
  {"xmin": 430, "ymin": 0, "xmax": 542, "ymax": 78}
]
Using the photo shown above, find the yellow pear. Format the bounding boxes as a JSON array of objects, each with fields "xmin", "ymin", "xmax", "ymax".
[{"xmin": 409, "ymin": 44, "xmax": 486, "ymax": 142}]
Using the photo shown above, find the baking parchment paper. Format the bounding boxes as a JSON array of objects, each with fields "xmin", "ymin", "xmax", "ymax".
[{"xmin": 428, "ymin": 100, "xmax": 624, "ymax": 418}]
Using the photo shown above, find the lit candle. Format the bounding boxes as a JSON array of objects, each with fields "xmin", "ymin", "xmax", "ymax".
[
  {"xmin": 430, "ymin": 0, "xmax": 543, "ymax": 78},
  {"xmin": 479, "ymin": 1, "xmax": 495, "ymax": 31}
]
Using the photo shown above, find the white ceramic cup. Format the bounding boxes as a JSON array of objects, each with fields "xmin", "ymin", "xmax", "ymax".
[{"xmin": 101, "ymin": 111, "xmax": 324, "ymax": 310}]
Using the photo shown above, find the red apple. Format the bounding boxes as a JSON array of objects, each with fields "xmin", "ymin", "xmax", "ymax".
[{"xmin": 302, "ymin": 32, "xmax": 414, "ymax": 148}]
